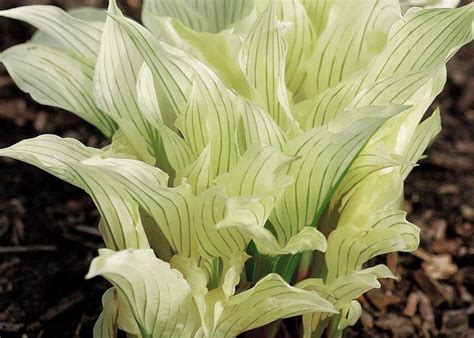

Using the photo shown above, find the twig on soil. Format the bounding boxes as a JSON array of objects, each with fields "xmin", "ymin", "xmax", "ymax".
[
  {"xmin": 72, "ymin": 224, "xmax": 101, "ymax": 237},
  {"xmin": 73, "ymin": 313, "xmax": 87, "ymax": 337},
  {"xmin": 0, "ymin": 321, "xmax": 24, "ymax": 333},
  {"xmin": 0, "ymin": 245, "xmax": 56, "ymax": 254},
  {"xmin": 40, "ymin": 291, "xmax": 86, "ymax": 322},
  {"xmin": 0, "ymin": 257, "xmax": 20, "ymax": 274}
]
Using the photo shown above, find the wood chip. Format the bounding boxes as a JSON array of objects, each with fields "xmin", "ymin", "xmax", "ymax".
[
  {"xmin": 359, "ymin": 310, "xmax": 374, "ymax": 329},
  {"xmin": 437, "ymin": 184, "xmax": 461, "ymax": 195},
  {"xmin": 441, "ymin": 309, "xmax": 469, "ymax": 334},
  {"xmin": 375, "ymin": 313, "xmax": 415, "ymax": 337},
  {"xmin": 403, "ymin": 292, "xmax": 419, "ymax": 317},
  {"xmin": 460, "ymin": 204, "xmax": 474, "ymax": 221},
  {"xmin": 414, "ymin": 270, "xmax": 448, "ymax": 306},
  {"xmin": 422, "ymin": 254, "xmax": 458, "ymax": 280},
  {"xmin": 417, "ymin": 291, "xmax": 436, "ymax": 334},
  {"xmin": 430, "ymin": 152, "xmax": 473, "ymax": 171},
  {"xmin": 366, "ymin": 289, "xmax": 400, "ymax": 313}
]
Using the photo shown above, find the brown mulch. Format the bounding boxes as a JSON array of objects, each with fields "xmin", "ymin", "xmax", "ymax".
[{"xmin": 0, "ymin": 1, "xmax": 473, "ymax": 337}]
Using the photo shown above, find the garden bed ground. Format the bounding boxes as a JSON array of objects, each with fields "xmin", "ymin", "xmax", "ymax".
[{"xmin": 0, "ymin": 1, "xmax": 473, "ymax": 337}]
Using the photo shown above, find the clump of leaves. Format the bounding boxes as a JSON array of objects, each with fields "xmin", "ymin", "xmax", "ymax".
[{"xmin": 0, "ymin": 0, "xmax": 472, "ymax": 337}]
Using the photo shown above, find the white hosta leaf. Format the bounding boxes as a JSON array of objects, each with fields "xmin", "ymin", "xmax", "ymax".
[
  {"xmin": 300, "ymin": 0, "xmax": 335, "ymax": 39},
  {"xmin": 142, "ymin": 0, "xmax": 206, "ymax": 32},
  {"xmin": 350, "ymin": 67, "xmax": 445, "ymax": 109},
  {"xmin": 176, "ymin": 77, "xmax": 240, "ymax": 178},
  {"xmin": 194, "ymin": 144, "xmax": 291, "ymax": 259},
  {"xmin": 337, "ymin": 301, "xmax": 362, "ymax": 330},
  {"xmin": 0, "ymin": 134, "xmax": 103, "ymax": 187},
  {"xmin": 87, "ymin": 249, "xmax": 198, "ymax": 338},
  {"xmin": 136, "ymin": 62, "xmax": 173, "ymax": 129},
  {"xmin": 0, "ymin": 5, "xmax": 103, "ymax": 57},
  {"xmin": 0, "ymin": 44, "xmax": 116, "ymax": 137},
  {"xmin": 143, "ymin": 0, "xmax": 254, "ymax": 33},
  {"xmin": 71, "ymin": 166, "xmax": 151, "ymax": 251},
  {"xmin": 136, "ymin": 63, "xmax": 194, "ymax": 173},
  {"xmin": 302, "ymin": 4, "xmax": 474, "ymax": 128},
  {"xmin": 67, "ymin": 7, "xmax": 107, "ymax": 22},
  {"xmin": 239, "ymin": 99, "xmax": 287, "ymax": 151},
  {"xmin": 325, "ymin": 210, "xmax": 419, "ymax": 281},
  {"xmin": 328, "ymin": 145, "xmax": 403, "ymax": 216},
  {"xmin": 255, "ymin": 0, "xmax": 315, "ymax": 97},
  {"xmin": 109, "ymin": 9, "xmax": 234, "ymax": 126},
  {"xmin": 213, "ymin": 144, "xmax": 296, "ymax": 255},
  {"xmin": 93, "ymin": 288, "xmax": 118, "ymax": 338},
  {"xmin": 240, "ymin": 3, "xmax": 294, "ymax": 130},
  {"xmin": 400, "ymin": 108, "xmax": 441, "ymax": 179},
  {"xmin": 170, "ymin": 255, "xmax": 209, "ymax": 327},
  {"xmin": 194, "ymin": 185, "xmax": 250, "ymax": 259},
  {"xmin": 93, "ymin": 287, "xmax": 140, "ymax": 338},
  {"xmin": 302, "ymin": 0, "xmax": 400, "ymax": 97},
  {"xmin": 108, "ymin": 12, "xmax": 190, "ymax": 119},
  {"xmin": 30, "ymin": 7, "xmax": 106, "ymax": 49},
  {"xmin": 175, "ymin": 146, "xmax": 212, "ymax": 194},
  {"xmin": 349, "ymin": 67, "xmax": 446, "ymax": 157},
  {"xmin": 298, "ymin": 265, "xmax": 395, "ymax": 336},
  {"xmin": 271, "ymin": 105, "xmax": 405, "ymax": 244},
  {"xmin": 198, "ymin": 80, "xmax": 240, "ymax": 178},
  {"xmin": 175, "ymin": 81, "xmax": 210, "ymax": 157},
  {"xmin": 150, "ymin": 19, "xmax": 256, "ymax": 100},
  {"xmin": 110, "ymin": 11, "xmax": 241, "ymax": 178},
  {"xmin": 94, "ymin": 0, "xmax": 158, "ymax": 158},
  {"xmin": 212, "ymin": 273, "xmax": 337, "ymax": 337},
  {"xmin": 172, "ymin": 254, "xmax": 251, "ymax": 337},
  {"xmin": 189, "ymin": 0, "xmax": 255, "ymax": 33},
  {"xmin": 0, "ymin": 135, "xmax": 151, "ymax": 250},
  {"xmin": 109, "ymin": 122, "xmax": 156, "ymax": 166},
  {"xmin": 338, "ymin": 165, "xmax": 405, "ymax": 230},
  {"xmin": 78, "ymin": 156, "xmax": 198, "ymax": 258}
]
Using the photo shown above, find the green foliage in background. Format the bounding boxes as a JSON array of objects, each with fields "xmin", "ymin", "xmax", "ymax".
[{"xmin": 0, "ymin": 0, "xmax": 472, "ymax": 337}]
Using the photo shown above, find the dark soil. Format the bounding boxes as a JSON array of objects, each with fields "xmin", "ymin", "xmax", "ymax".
[{"xmin": 0, "ymin": 1, "xmax": 473, "ymax": 337}]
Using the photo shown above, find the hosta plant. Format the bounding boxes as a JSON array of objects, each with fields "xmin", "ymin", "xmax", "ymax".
[{"xmin": 1, "ymin": 0, "xmax": 472, "ymax": 336}]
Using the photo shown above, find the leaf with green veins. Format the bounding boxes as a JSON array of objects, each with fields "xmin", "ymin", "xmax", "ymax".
[
  {"xmin": 94, "ymin": 287, "xmax": 140, "ymax": 338},
  {"xmin": 0, "ymin": 5, "xmax": 103, "ymax": 57},
  {"xmin": 300, "ymin": 0, "xmax": 335, "ymax": 39},
  {"xmin": 143, "ymin": 0, "xmax": 254, "ymax": 33},
  {"xmin": 240, "ymin": 3, "xmax": 295, "ymax": 130},
  {"xmin": 238, "ymin": 98, "xmax": 287, "ymax": 151},
  {"xmin": 87, "ymin": 249, "xmax": 198, "ymax": 338},
  {"xmin": 175, "ymin": 146, "xmax": 212, "ymax": 194},
  {"xmin": 271, "ymin": 105, "xmax": 406, "ymax": 244},
  {"xmin": 212, "ymin": 273, "xmax": 337, "ymax": 337},
  {"xmin": 0, "ymin": 134, "xmax": 106, "ymax": 187},
  {"xmin": 302, "ymin": 0, "xmax": 399, "ymax": 97},
  {"xmin": 142, "ymin": 0, "xmax": 206, "ymax": 32},
  {"xmin": 93, "ymin": 0, "xmax": 159, "ymax": 159},
  {"xmin": 136, "ymin": 63, "xmax": 194, "ymax": 173},
  {"xmin": 302, "ymin": 5, "xmax": 474, "ymax": 128},
  {"xmin": 0, "ymin": 135, "xmax": 150, "ymax": 251},
  {"xmin": 400, "ymin": 108, "xmax": 442, "ymax": 179},
  {"xmin": 144, "ymin": 15, "xmax": 257, "ymax": 100},
  {"xmin": 93, "ymin": 288, "xmax": 119, "ymax": 338},
  {"xmin": 337, "ymin": 301, "xmax": 362, "ymax": 330},
  {"xmin": 0, "ymin": 44, "xmax": 116, "ymax": 137}
]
